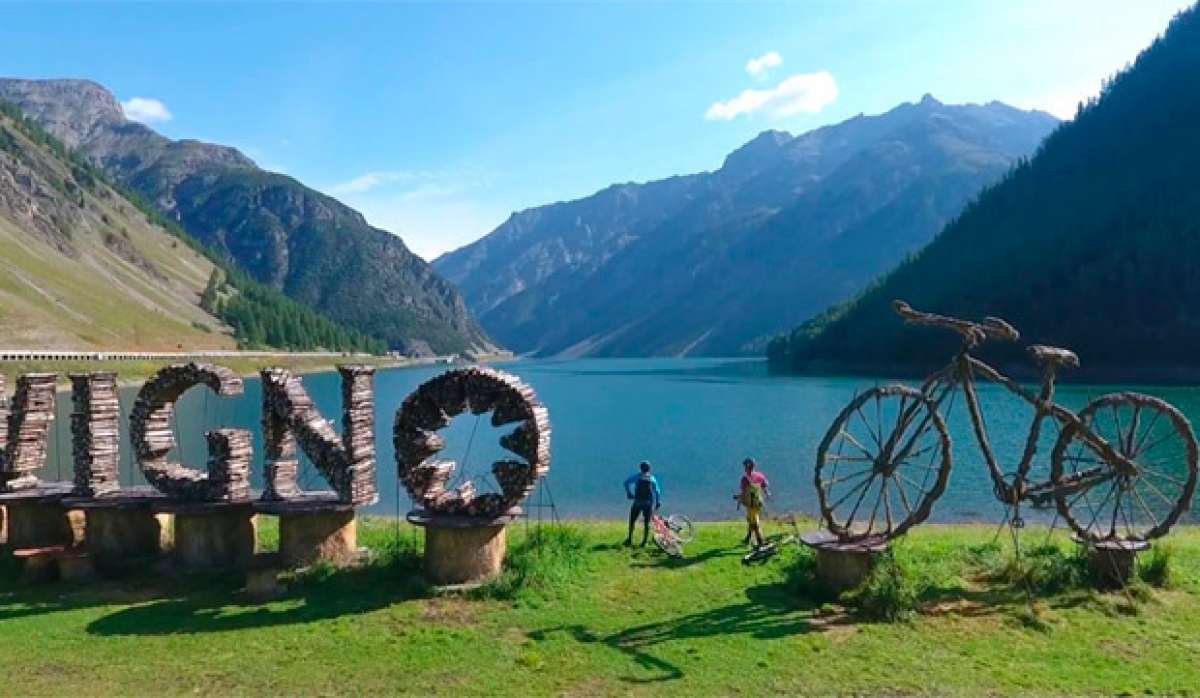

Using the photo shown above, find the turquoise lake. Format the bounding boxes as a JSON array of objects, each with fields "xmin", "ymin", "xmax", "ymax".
[{"xmin": 32, "ymin": 358, "xmax": 1200, "ymax": 525}]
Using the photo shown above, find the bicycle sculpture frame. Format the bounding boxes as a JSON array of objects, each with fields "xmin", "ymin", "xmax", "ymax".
[{"xmin": 816, "ymin": 300, "xmax": 1199, "ymax": 544}]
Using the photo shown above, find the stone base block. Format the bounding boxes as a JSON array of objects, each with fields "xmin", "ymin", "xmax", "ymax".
[
  {"xmin": 5, "ymin": 502, "xmax": 84, "ymax": 550},
  {"xmin": 279, "ymin": 510, "xmax": 357, "ymax": 567},
  {"xmin": 85, "ymin": 509, "xmax": 173, "ymax": 571},
  {"xmin": 1085, "ymin": 539, "xmax": 1148, "ymax": 588},
  {"xmin": 18, "ymin": 552, "xmax": 59, "ymax": 584},
  {"xmin": 57, "ymin": 550, "xmax": 96, "ymax": 583},
  {"xmin": 174, "ymin": 508, "xmax": 257, "ymax": 570},
  {"xmin": 423, "ymin": 523, "xmax": 507, "ymax": 586},
  {"xmin": 245, "ymin": 553, "xmax": 286, "ymax": 601},
  {"xmin": 801, "ymin": 531, "xmax": 889, "ymax": 593}
]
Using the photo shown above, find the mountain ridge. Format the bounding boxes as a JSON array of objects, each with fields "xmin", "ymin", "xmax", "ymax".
[{"xmin": 436, "ymin": 95, "xmax": 1058, "ymax": 357}]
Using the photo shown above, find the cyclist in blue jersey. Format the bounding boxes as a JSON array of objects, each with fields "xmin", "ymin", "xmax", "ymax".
[{"xmin": 623, "ymin": 461, "xmax": 662, "ymax": 546}]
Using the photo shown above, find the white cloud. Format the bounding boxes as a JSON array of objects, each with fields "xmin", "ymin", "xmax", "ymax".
[
  {"xmin": 325, "ymin": 170, "xmax": 428, "ymax": 195},
  {"xmin": 745, "ymin": 51, "xmax": 783, "ymax": 79},
  {"xmin": 120, "ymin": 97, "xmax": 173, "ymax": 124},
  {"xmin": 705, "ymin": 71, "xmax": 838, "ymax": 121}
]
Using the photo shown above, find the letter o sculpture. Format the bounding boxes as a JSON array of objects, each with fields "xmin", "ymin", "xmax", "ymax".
[{"xmin": 395, "ymin": 367, "xmax": 550, "ymax": 519}]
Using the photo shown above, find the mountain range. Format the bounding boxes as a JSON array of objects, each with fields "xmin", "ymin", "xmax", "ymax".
[
  {"xmin": 434, "ymin": 96, "xmax": 1058, "ymax": 357},
  {"xmin": 0, "ymin": 78, "xmax": 494, "ymax": 356},
  {"xmin": 768, "ymin": 4, "xmax": 1200, "ymax": 381}
]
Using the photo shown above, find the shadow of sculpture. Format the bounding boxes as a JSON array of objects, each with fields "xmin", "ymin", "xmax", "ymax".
[{"xmin": 84, "ymin": 550, "xmax": 428, "ymax": 636}]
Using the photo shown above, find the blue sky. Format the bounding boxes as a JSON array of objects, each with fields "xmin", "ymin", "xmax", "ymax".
[{"xmin": 0, "ymin": 1, "xmax": 1191, "ymax": 259}]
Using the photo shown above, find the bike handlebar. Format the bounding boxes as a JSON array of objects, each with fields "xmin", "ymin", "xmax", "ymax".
[{"xmin": 893, "ymin": 300, "xmax": 1020, "ymax": 345}]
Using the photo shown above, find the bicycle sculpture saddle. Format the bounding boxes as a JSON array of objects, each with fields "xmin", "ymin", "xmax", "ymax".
[
  {"xmin": 892, "ymin": 300, "xmax": 1019, "ymax": 347},
  {"xmin": 1028, "ymin": 344, "xmax": 1080, "ymax": 370}
]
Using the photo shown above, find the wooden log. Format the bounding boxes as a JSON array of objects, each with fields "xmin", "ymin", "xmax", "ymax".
[
  {"xmin": 69, "ymin": 372, "xmax": 121, "ymax": 498},
  {"xmin": 0, "ymin": 374, "xmax": 58, "ymax": 493}
]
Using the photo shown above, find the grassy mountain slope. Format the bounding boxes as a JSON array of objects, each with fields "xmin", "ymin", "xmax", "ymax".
[
  {"xmin": 0, "ymin": 78, "xmax": 494, "ymax": 356},
  {"xmin": 768, "ymin": 4, "xmax": 1200, "ymax": 380},
  {"xmin": 0, "ymin": 106, "xmax": 232, "ymax": 350}
]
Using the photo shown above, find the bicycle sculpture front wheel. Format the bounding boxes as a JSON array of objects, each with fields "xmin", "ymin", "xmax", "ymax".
[
  {"xmin": 1051, "ymin": 392, "xmax": 1198, "ymax": 542},
  {"xmin": 664, "ymin": 514, "xmax": 695, "ymax": 544},
  {"xmin": 816, "ymin": 385, "xmax": 952, "ymax": 541}
]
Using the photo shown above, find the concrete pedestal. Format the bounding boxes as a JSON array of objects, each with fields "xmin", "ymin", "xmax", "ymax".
[
  {"xmin": 1082, "ymin": 539, "xmax": 1149, "ymax": 588},
  {"xmin": 4, "ymin": 502, "xmax": 84, "ymax": 550},
  {"xmin": 85, "ymin": 508, "xmax": 173, "ymax": 570},
  {"xmin": 171, "ymin": 505, "xmax": 257, "ymax": 570},
  {"xmin": 801, "ymin": 531, "xmax": 890, "ymax": 593},
  {"xmin": 279, "ymin": 510, "xmax": 357, "ymax": 567}
]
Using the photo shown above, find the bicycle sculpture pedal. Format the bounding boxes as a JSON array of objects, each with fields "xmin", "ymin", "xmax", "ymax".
[{"xmin": 815, "ymin": 300, "xmax": 1199, "ymax": 545}]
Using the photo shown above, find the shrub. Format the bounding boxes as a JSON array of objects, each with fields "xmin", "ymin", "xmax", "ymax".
[
  {"xmin": 473, "ymin": 525, "xmax": 590, "ymax": 604},
  {"xmin": 841, "ymin": 550, "xmax": 925, "ymax": 622},
  {"xmin": 981, "ymin": 543, "xmax": 1088, "ymax": 596},
  {"xmin": 1138, "ymin": 545, "xmax": 1175, "ymax": 589}
]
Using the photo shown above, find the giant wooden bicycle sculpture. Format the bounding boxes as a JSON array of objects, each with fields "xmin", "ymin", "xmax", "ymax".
[{"xmin": 815, "ymin": 301, "xmax": 1198, "ymax": 544}]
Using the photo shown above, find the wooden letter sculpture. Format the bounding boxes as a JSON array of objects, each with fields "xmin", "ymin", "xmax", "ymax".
[
  {"xmin": 69, "ymin": 372, "xmax": 121, "ymax": 497},
  {"xmin": 129, "ymin": 363, "xmax": 251, "ymax": 502},
  {"xmin": 395, "ymin": 367, "xmax": 549, "ymax": 519},
  {"xmin": 0, "ymin": 373, "xmax": 58, "ymax": 493},
  {"xmin": 259, "ymin": 365, "xmax": 378, "ymax": 506}
]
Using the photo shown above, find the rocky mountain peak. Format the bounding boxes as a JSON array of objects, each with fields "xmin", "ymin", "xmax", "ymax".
[
  {"xmin": 719, "ymin": 129, "xmax": 794, "ymax": 182},
  {"xmin": 0, "ymin": 78, "xmax": 125, "ymax": 149}
]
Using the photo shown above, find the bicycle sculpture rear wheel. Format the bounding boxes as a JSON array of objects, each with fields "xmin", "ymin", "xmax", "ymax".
[
  {"xmin": 1051, "ymin": 392, "xmax": 1198, "ymax": 542},
  {"xmin": 665, "ymin": 514, "xmax": 695, "ymax": 544},
  {"xmin": 816, "ymin": 385, "xmax": 952, "ymax": 541}
]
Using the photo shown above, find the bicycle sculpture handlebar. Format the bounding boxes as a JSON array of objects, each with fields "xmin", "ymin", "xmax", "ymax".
[{"xmin": 893, "ymin": 300, "xmax": 1019, "ymax": 346}]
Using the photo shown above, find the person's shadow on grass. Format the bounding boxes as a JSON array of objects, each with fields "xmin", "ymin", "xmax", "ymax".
[{"xmin": 528, "ymin": 581, "xmax": 820, "ymax": 683}]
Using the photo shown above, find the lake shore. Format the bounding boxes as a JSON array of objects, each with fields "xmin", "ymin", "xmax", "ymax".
[{"xmin": 1, "ymin": 518, "xmax": 1197, "ymax": 695}]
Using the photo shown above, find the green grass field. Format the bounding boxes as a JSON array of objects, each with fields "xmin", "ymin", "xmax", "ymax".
[{"xmin": 2, "ymin": 518, "xmax": 1200, "ymax": 696}]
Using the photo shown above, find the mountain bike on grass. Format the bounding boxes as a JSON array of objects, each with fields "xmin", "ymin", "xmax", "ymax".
[
  {"xmin": 651, "ymin": 512, "xmax": 695, "ymax": 558},
  {"xmin": 742, "ymin": 515, "xmax": 801, "ymax": 565},
  {"xmin": 815, "ymin": 300, "xmax": 1198, "ymax": 545}
]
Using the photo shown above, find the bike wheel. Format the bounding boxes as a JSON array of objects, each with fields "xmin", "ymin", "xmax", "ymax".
[
  {"xmin": 665, "ymin": 514, "xmax": 695, "ymax": 543},
  {"xmin": 1051, "ymin": 392, "xmax": 1198, "ymax": 542},
  {"xmin": 653, "ymin": 530, "xmax": 683, "ymax": 558},
  {"xmin": 815, "ymin": 385, "xmax": 952, "ymax": 541}
]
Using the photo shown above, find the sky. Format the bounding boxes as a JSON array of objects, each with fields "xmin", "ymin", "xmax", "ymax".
[{"xmin": 0, "ymin": 1, "xmax": 1192, "ymax": 260}]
